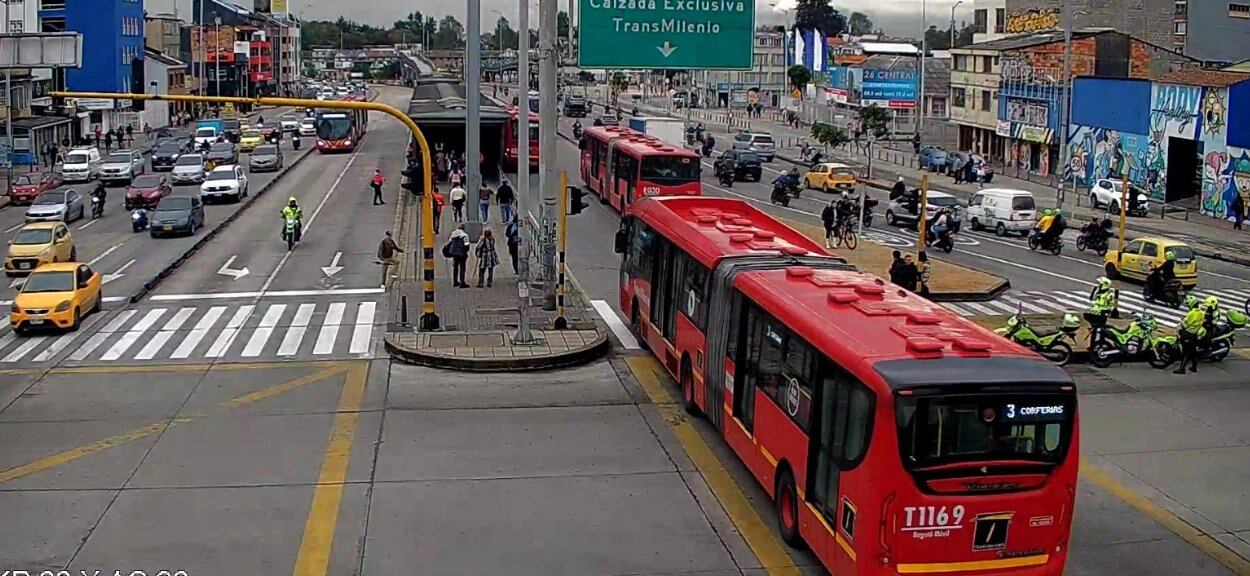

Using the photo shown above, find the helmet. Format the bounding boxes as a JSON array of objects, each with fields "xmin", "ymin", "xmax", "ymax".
[
  {"xmin": 1165, "ymin": 251, "xmax": 1176, "ymax": 261},
  {"xmin": 841, "ymin": 191, "xmax": 849, "ymax": 200},
  {"xmin": 1054, "ymin": 209, "xmax": 1063, "ymax": 216},
  {"xmin": 1204, "ymin": 296, "xmax": 1219, "ymax": 310},
  {"xmin": 1096, "ymin": 276, "xmax": 1111, "ymax": 290},
  {"xmin": 1184, "ymin": 295, "xmax": 1201, "ymax": 310},
  {"xmin": 1043, "ymin": 208, "xmax": 1054, "ymax": 216}
]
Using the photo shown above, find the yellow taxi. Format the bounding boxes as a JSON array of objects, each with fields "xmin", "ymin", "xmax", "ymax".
[
  {"xmin": 239, "ymin": 129, "xmax": 264, "ymax": 152},
  {"xmin": 1104, "ymin": 236, "xmax": 1198, "ymax": 288},
  {"xmin": 11, "ymin": 262, "xmax": 102, "ymax": 334},
  {"xmin": 5, "ymin": 222, "xmax": 76, "ymax": 276},
  {"xmin": 803, "ymin": 162, "xmax": 858, "ymax": 193}
]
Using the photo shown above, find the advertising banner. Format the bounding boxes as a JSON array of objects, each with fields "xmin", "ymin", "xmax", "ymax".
[{"xmin": 861, "ymin": 68, "xmax": 916, "ymax": 110}]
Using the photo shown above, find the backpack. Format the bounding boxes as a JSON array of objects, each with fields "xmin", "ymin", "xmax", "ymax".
[{"xmin": 448, "ymin": 235, "xmax": 469, "ymax": 257}]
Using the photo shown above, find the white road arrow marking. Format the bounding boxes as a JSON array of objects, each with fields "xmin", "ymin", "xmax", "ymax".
[
  {"xmin": 217, "ymin": 255, "xmax": 250, "ymax": 280},
  {"xmin": 87, "ymin": 242, "xmax": 125, "ymax": 266},
  {"xmin": 320, "ymin": 251, "xmax": 344, "ymax": 277},
  {"xmin": 657, "ymin": 42, "xmax": 677, "ymax": 58},
  {"xmin": 102, "ymin": 258, "xmax": 135, "ymax": 285}
]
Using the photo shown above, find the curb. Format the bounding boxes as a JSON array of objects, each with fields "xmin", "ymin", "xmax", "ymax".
[
  {"xmin": 926, "ymin": 278, "xmax": 1011, "ymax": 302},
  {"xmin": 124, "ymin": 145, "xmax": 316, "ymax": 304},
  {"xmin": 384, "ymin": 330, "xmax": 611, "ymax": 372}
]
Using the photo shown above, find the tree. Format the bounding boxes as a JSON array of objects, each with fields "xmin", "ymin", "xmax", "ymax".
[
  {"xmin": 794, "ymin": 0, "xmax": 846, "ymax": 38},
  {"xmin": 787, "ymin": 65, "xmax": 813, "ymax": 90},
  {"xmin": 848, "ymin": 12, "xmax": 873, "ymax": 36},
  {"xmin": 558, "ymin": 11, "xmax": 575, "ymax": 39},
  {"xmin": 858, "ymin": 104, "xmax": 891, "ymax": 140},
  {"xmin": 810, "ymin": 122, "xmax": 850, "ymax": 149},
  {"xmin": 433, "ymin": 15, "xmax": 465, "ymax": 49}
]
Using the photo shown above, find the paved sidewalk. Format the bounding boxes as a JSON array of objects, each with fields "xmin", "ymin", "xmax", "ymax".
[
  {"xmin": 610, "ymin": 92, "xmax": 1250, "ymax": 267},
  {"xmin": 384, "ymin": 188, "xmax": 609, "ymax": 371}
]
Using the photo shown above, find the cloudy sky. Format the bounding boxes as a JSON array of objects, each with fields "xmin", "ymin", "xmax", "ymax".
[{"xmin": 146, "ymin": 0, "xmax": 974, "ymax": 36}]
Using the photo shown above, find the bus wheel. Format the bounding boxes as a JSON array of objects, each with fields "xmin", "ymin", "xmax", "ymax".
[
  {"xmin": 680, "ymin": 357, "xmax": 700, "ymax": 416},
  {"xmin": 776, "ymin": 469, "xmax": 803, "ymax": 548}
]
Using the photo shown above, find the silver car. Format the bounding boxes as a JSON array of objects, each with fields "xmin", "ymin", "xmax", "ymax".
[
  {"xmin": 248, "ymin": 144, "xmax": 284, "ymax": 172},
  {"xmin": 171, "ymin": 153, "xmax": 206, "ymax": 185},
  {"xmin": 98, "ymin": 149, "xmax": 144, "ymax": 184},
  {"xmin": 25, "ymin": 189, "xmax": 85, "ymax": 223},
  {"xmin": 732, "ymin": 132, "xmax": 776, "ymax": 162}
]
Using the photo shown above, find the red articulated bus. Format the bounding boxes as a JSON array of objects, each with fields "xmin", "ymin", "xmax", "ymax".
[
  {"xmin": 503, "ymin": 106, "xmax": 540, "ymax": 171},
  {"xmin": 315, "ymin": 108, "xmax": 369, "ymax": 153},
  {"xmin": 616, "ymin": 195, "xmax": 1078, "ymax": 576},
  {"xmin": 580, "ymin": 125, "xmax": 701, "ymax": 212}
]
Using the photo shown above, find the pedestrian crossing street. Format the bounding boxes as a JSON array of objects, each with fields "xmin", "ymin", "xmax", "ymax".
[
  {"xmin": 943, "ymin": 287, "xmax": 1250, "ymax": 327},
  {"xmin": 0, "ymin": 298, "xmax": 382, "ymax": 365}
]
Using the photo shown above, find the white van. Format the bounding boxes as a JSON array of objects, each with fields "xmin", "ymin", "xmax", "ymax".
[
  {"xmin": 966, "ymin": 188, "xmax": 1036, "ymax": 237},
  {"xmin": 58, "ymin": 147, "xmax": 102, "ymax": 183}
]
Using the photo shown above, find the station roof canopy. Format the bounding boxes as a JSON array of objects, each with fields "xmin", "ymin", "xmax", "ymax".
[{"xmin": 406, "ymin": 82, "xmax": 509, "ymax": 125}]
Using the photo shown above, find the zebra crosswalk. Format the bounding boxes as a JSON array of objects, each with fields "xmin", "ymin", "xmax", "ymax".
[
  {"xmin": 0, "ymin": 299, "xmax": 383, "ymax": 365},
  {"xmin": 943, "ymin": 287, "xmax": 1250, "ymax": 328}
]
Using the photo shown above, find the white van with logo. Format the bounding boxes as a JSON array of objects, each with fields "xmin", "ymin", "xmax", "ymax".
[
  {"xmin": 966, "ymin": 188, "xmax": 1036, "ymax": 237},
  {"xmin": 58, "ymin": 147, "xmax": 102, "ymax": 183}
]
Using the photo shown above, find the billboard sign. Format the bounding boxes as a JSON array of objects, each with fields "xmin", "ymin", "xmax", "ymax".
[
  {"xmin": 577, "ymin": 0, "xmax": 755, "ymax": 69},
  {"xmin": 861, "ymin": 68, "xmax": 916, "ymax": 109}
]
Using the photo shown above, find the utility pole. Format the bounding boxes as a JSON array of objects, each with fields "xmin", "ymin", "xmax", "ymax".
[
  {"xmin": 918, "ymin": 0, "xmax": 926, "ymax": 136},
  {"xmin": 566, "ymin": 0, "xmax": 575, "ymax": 61},
  {"xmin": 1056, "ymin": 0, "xmax": 1074, "ymax": 208},
  {"xmin": 539, "ymin": 0, "xmax": 558, "ymax": 310},
  {"xmin": 214, "ymin": 15, "xmax": 222, "ymax": 98},
  {"xmin": 3, "ymin": 0, "xmax": 12, "ymax": 198},
  {"xmin": 515, "ymin": 0, "xmax": 534, "ymax": 344},
  {"xmin": 465, "ymin": 0, "xmax": 483, "ymax": 237},
  {"xmin": 950, "ymin": 0, "xmax": 964, "ymax": 49}
]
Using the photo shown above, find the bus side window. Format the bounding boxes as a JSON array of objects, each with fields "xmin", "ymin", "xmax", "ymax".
[
  {"xmin": 679, "ymin": 253, "xmax": 710, "ymax": 330},
  {"xmin": 631, "ymin": 221, "xmax": 656, "ymax": 280},
  {"xmin": 726, "ymin": 290, "xmax": 743, "ymax": 363}
]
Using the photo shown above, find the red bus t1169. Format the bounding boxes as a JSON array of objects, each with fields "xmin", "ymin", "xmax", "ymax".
[{"xmin": 615, "ymin": 195, "xmax": 1078, "ymax": 576}]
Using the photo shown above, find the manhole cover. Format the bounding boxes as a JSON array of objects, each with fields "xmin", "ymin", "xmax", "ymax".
[
  {"xmin": 427, "ymin": 334, "xmax": 468, "ymax": 348},
  {"xmin": 466, "ymin": 333, "xmax": 507, "ymax": 347}
]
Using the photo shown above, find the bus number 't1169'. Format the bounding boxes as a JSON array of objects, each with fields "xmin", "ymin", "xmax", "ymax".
[{"xmin": 903, "ymin": 505, "xmax": 966, "ymax": 539}]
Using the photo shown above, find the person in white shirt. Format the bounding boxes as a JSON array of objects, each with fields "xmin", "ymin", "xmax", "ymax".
[{"xmin": 449, "ymin": 184, "xmax": 467, "ymax": 223}]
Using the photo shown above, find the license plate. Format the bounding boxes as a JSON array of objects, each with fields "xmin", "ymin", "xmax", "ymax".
[
  {"xmin": 19, "ymin": 262, "xmax": 31, "ymax": 269},
  {"xmin": 28, "ymin": 319, "xmax": 44, "ymax": 325},
  {"xmin": 163, "ymin": 225, "xmax": 173, "ymax": 231}
]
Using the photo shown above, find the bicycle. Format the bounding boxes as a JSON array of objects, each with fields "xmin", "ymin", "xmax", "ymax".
[{"xmin": 830, "ymin": 217, "xmax": 858, "ymax": 250}]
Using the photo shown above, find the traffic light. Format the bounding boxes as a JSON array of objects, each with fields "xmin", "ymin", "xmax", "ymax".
[
  {"xmin": 568, "ymin": 185, "xmax": 589, "ymax": 215},
  {"xmin": 401, "ymin": 162, "xmax": 423, "ymax": 195}
]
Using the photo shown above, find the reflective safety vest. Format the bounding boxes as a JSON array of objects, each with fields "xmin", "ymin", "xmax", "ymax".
[{"xmin": 1180, "ymin": 308, "xmax": 1207, "ymax": 336}]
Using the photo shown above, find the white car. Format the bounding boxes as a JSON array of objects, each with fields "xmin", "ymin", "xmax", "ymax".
[
  {"xmin": 280, "ymin": 116, "xmax": 301, "ymax": 133},
  {"xmin": 58, "ymin": 147, "xmax": 101, "ymax": 183},
  {"xmin": 98, "ymin": 149, "xmax": 145, "ymax": 184},
  {"xmin": 200, "ymin": 165, "xmax": 249, "ymax": 203},
  {"xmin": 299, "ymin": 118, "xmax": 317, "ymax": 136},
  {"xmin": 171, "ymin": 153, "xmax": 207, "ymax": 184},
  {"xmin": 193, "ymin": 126, "xmax": 219, "ymax": 148},
  {"xmin": 1089, "ymin": 178, "xmax": 1151, "ymax": 216}
]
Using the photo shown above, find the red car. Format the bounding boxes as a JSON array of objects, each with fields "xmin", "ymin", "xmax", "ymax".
[
  {"xmin": 124, "ymin": 173, "xmax": 173, "ymax": 210},
  {"xmin": 9, "ymin": 171, "xmax": 63, "ymax": 205}
]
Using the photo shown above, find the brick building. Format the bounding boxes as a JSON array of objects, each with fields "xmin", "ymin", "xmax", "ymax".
[{"xmin": 1003, "ymin": 0, "xmax": 1174, "ymax": 47}]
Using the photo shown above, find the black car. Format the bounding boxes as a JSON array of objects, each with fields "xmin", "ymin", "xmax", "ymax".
[
  {"xmin": 151, "ymin": 141, "xmax": 185, "ymax": 171},
  {"xmin": 205, "ymin": 142, "xmax": 238, "ymax": 166},
  {"xmin": 221, "ymin": 118, "xmax": 242, "ymax": 143},
  {"xmin": 562, "ymin": 96, "xmax": 588, "ymax": 117},
  {"xmin": 718, "ymin": 149, "xmax": 762, "ymax": 182},
  {"xmin": 248, "ymin": 144, "xmax": 284, "ymax": 172},
  {"xmin": 150, "ymin": 195, "xmax": 205, "ymax": 237}
]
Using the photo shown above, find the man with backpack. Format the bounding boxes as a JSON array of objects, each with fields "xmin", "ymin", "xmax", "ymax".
[
  {"xmin": 377, "ymin": 231, "xmax": 404, "ymax": 289},
  {"xmin": 443, "ymin": 224, "xmax": 471, "ymax": 288}
]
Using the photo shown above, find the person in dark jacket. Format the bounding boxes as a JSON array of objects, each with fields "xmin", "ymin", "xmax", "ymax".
[
  {"xmin": 821, "ymin": 199, "xmax": 839, "ymax": 249},
  {"xmin": 496, "ymin": 179, "xmax": 516, "ymax": 224},
  {"xmin": 888, "ymin": 250, "xmax": 905, "ymax": 285},
  {"xmin": 1233, "ymin": 193, "xmax": 1246, "ymax": 230},
  {"xmin": 890, "ymin": 176, "xmax": 907, "ymax": 201}
]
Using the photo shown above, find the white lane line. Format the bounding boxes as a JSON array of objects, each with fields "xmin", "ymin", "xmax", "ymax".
[
  {"xmin": 980, "ymin": 299, "xmax": 1021, "ymax": 315},
  {"xmin": 960, "ymin": 301, "xmax": 1000, "ymax": 316},
  {"xmin": 87, "ymin": 242, "xmax": 124, "ymax": 266},
  {"xmin": 349, "ymin": 301, "xmax": 376, "ymax": 355},
  {"xmin": 1218, "ymin": 288, "xmax": 1250, "ymax": 299},
  {"xmin": 172, "ymin": 306, "xmax": 227, "ymax": 359},
  {"xmin": 0, "ymin": 332, "xmax": 16, "ymax": 356},
  {"xmin": 313, "ymin": 302, "xmax": 346, "ymax": 355},
  {"xmin": 3, "ymin": 221, "xmax": 24, "ymax": 233},
  {"xmin": 135, "ymin": 307, "xmax": 196, "ymax": 360},
  {"xmin": 31, "ymin": 324, "xmax": 93, "ymax": 363},
  {"xmin": 100, "ymin": 308, "xmax": 168, "ymax": 361},
  {"xmin": 1196, "ymin": 268, "xmax": 1250, "ymax": 285},
  {"xmin": 591, "ymin": 300, "xmax": 640, "ymax": 350},
  {"xmin": 205, "ymin": 305, "xmax": 254, "ymax": 358},
  {"xmin": 3, "ymin": 336, "xmax": 46, "ymax": 362},
  {"xmin": 941, "ymin": 303, "xmax": 973, "ymax": 316},
  {"xmin": 241, "ymin": 303, "xmax": 287, "ymax": 357},
  {"xmin": 258, "ymin": 148, "xmax": 363, "ymax": 295},
  {"xmin": 76, "ymin": 219, "xmax": 97, "ymax": 231},
  {"xmin": 68, "ymin": 309, "xmax": 137, "ymax": 361},
  {"xmin": 277, "ymin": 303, "xmax": 315, "ymax": 356},
  {"xmin": 149, "ymin": 287, "xmax": 385, "ymax": 302}
]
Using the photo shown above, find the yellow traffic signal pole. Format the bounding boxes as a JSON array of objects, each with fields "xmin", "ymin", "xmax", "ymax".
[
  {"xmin": 554, "ymin": 170, "xmax": 569, "ymax": 330},
  {"xmin": 52, "ymin": 91, "xmax": 441, "ymax": 329},
  {"xmin": 916, "ymin": 174, "xmax": 929, "ymax": 260}
]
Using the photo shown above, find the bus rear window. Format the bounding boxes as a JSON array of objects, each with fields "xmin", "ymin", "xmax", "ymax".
[
  {"xmin": 640, "ymin": 155, "xmax": 700, "ymax": 184},
  {"xmin": 896, "ymin": 393, "xmax": 1073, "ymax": 468}
]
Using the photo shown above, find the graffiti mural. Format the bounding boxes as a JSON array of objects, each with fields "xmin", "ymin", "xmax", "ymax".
[
  {"xmin": 1151, "ymin": 84, "xmax": 1203, "ymax": 138},
  {"xmin": 1199, "ymin": 88, "xmax": 1232, "ymax": 216},
  {"xmin": 1203, "ymin": 89, "xmax": 1226, "ymax": 136},
  {"xmin": 1067, "ymin": 126, "xmax": 1152, "ymax": 195},
  {"xmin": 1005, "ymin": 8, "xmax": 1060, "ymax": 34},
  {"xmin": 1203, "ymin": 150, "xmax": 1250, "ymax": 218}
]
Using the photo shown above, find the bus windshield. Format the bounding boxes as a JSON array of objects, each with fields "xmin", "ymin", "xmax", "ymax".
[
  {"xmin": 896, "ymin": 392, "xmax": 1073, "ymax": 468},
  {"xmin": 316, "ymin": 115, "xmax": 352, "ymax": 140},
  {"xmin": 639, "ymin": 155, "xmax": 700, "ymax": 185}
]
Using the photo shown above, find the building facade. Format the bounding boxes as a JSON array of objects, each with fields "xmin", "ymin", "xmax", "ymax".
[
  {"xmin": 142, "ymin": 48, "xmax": 186, "ymax": 129},
  {"xmin": 191, "ymin": 0, "xmax": 299, "ymax": 98},
  {"xmin": 41, "ymin": 0, "xmax": 145, "ymax": 133},
  {"xmin": 971, "ymin": 0, "xmax": 1008, "ymax": 44},
  {"xmin": 145, "ymin": 13, "xmax": 182, "ymax": 56},
  {"xmin": 1066, "ymin": 70, "xmax": 1250, "ymax": 213},
  {"xmin": 703, "ymin": 31, "xmax": 787, "ymax": 109},
  {"xmin": 1176, "ymin": 1, "xmax": 1250, "ymax": 66},
  {"xmin": 1003, "ymin": 0, "xmax": 1174, "ymax": 47}
]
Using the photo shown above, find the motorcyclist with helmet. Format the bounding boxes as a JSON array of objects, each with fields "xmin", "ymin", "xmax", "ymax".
[
  {"xmin": 771, "ymin": 168, "xmax": 800, "ymax": 203},
  {"xmin": 281, "ymin": 196, "xmax": 303, "ymax": 243},
  {"xmin": 91, "ymin": 180, "xmax": 107, "ymax": 218},
  {"xmin": 1144, "ymin": 251, "xmax": 1178, "ymax": 302},
  {"xmin": 1175, "ymin": 297, "xmax": 1215, "ymax": 374},
  {"xmin": 1085, "ymin": 276, "xmax": 1118, "ymax": 348}
]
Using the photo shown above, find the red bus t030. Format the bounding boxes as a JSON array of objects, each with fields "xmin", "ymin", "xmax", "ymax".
[
  {"xmin": 615, "ymin": 196, "xmax": 1078, "ymax": 576},
  {"xmin": 580, "ymin": 125, "xmax": 701, "ymax": 212},
  {"xmin": 504, "ymin": 106, "xmax": 540, "ymax": 171},
  {"xmin": 315, "ymin": 109, "xmax": 369, "ymax": 153}
]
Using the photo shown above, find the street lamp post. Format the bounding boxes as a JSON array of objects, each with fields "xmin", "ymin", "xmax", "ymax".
[
  {"xmin": 1056, "ymin": 2, "xmax": 1088, "ymax": 208},
  {"xmin": 918, "ymin": 0, "xmax": 928, "ymax": 136},
  {"xmin": 214, "ymin": 15, "xmax": 222, "ymax": 98},
  {"xmin": 950, "ymin": 0, "xmax": 964, "ymax": 48}
]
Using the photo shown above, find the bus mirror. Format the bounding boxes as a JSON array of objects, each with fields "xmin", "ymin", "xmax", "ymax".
[{"xmin": 614, "ymin": 228, "xmax": 628, "ymax": 254}]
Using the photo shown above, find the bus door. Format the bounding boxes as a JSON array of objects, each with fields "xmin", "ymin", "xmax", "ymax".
[
  {"xmin": 806, "ymin": 360, "xmax": 874, "ymax": 571},
  {"xmin": 603, "ymin": 138, "xmax": 619, "ymax": 201}
]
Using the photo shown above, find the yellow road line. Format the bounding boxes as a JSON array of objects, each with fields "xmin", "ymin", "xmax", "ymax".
[
  {"xmin": 625, "ymin": 356, "xmax": 802, "ymax": 576},
  {"xmin": 1082, "ymin": 459, "xmax": 1250, "ymax": 576},
  {"xmin": 291, "ymin": 360, "xmax": 369, "ymax": 576},
  {"xmin": 0, "ymin": 419, "xmax": 188, "ymax": 484},
  {"xmin": 0, "ymin": 364, "xmax": 350, "ymax": 486}
]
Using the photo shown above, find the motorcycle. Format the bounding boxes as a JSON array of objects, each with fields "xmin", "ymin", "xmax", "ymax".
[
  {"xmin": 130, "ymin": 208, "xmax": 148, "ymax": 232},
  {"xmin": 701, "ymin": 139, "xmax": 714, "ymax": 158},
  {"xmin": 1149, "ymin": 309, "xmax": 1248, "ymax": 368},
  {"xmin": 995, "ymin": 312, "xmax": 1080, "ymax": 366},
  {"xmin": 572, "ymin": 124, "xmax": 583, "ymax": 140},
  {"xmin": 923, "ymin": 212, "xmax": 960, "ymax": 253},
  {"xmin": 292, "ymin": 135, "xmax": 302, "ymax": 150},
  {"xmin": 91, "ymin": 195, "xmax": 104, "ymax": 219},
  {"xmin": 1088, "ymin": 313, "xmax": 1167, "ymax": 368},
  {"xmin": 1075, "ymin": 226, "xmax": 1110, "ymax": 256},
  {"xmin": 716, "ymin": 167, "xmax": 734, "ymax": 188},
  {"xmin": 282, "ymin": 216, "xmax": 301, "ymax": 251},
  {"xmin": 771, "ymin": 182, "xmax": 798, "ymax": 207},
  {"xmin": 1143, "ymin": 276, "xmax": 1186, "ymax": 309},
  {"xmin": 1028, "ymin": 229, "xmax": 1063, "ymax": 255}
]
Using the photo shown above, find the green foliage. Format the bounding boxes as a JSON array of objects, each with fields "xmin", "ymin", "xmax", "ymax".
[
  {"xmin": 925, "ymin": 21, "xmax": 976, "ymax": 50},
  {"xmin": 787, "ymin": 65, "xmax": 813, "ymax": 90},
  {"xmin": 858, "ymin": 104, "xmax": 891, "ymax": 139},
  {"xmin": 301, "ymin": 14, "xmax": 461, "ymax": 49},
  {"xmin": 848, "ymin": 12, "xmax": 873, "ymax": 36},
  {"xmin": 372, "ymin": 61, "xmax": 399, "ymax": 80},
  {"xmin": 810, "ymin": 123, "xmax": 850, "ymax": 148},
  {"xmin": 794, "ymin": 0, "xmax": 847, "ymax": 38}
]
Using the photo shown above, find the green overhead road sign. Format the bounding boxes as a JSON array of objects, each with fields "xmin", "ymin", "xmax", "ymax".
[{"xmin": 577, "ymin": 0, "xmax": 755, "ymax": 70}]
